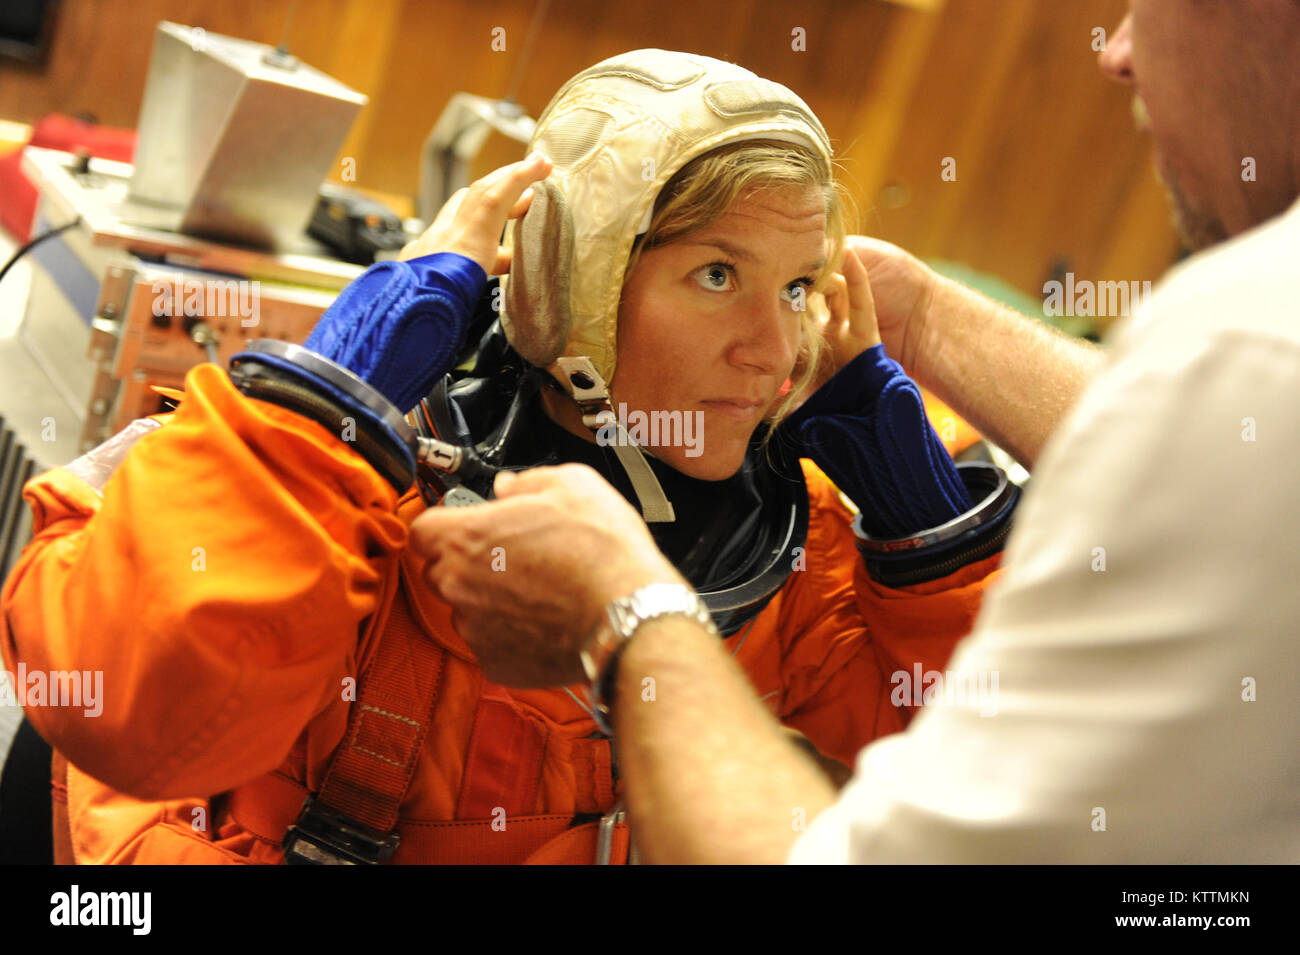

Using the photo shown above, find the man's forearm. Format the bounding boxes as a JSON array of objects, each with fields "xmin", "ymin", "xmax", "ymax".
[
  {"xmin": 910, "ymin": 277, "xmax": 1106, "ymax": 469},
  {"xmin": 614, "ymin": 618, "xmax": 837, "ymax": 865}
]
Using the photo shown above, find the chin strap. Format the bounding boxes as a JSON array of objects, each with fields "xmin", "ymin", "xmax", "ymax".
[{"xmin": 554, "ymin": 357, "xmax": 675, "ymax": 523}]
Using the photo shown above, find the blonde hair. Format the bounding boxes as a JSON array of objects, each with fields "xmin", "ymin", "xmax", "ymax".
[{"xmin": 622, "ymin": 139, "xmax": 852, "ymax": 427}]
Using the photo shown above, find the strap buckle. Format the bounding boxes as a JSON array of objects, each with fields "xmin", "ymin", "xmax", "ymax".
[
  {"xmin": 554, "ymin": 356, "xmax": 613, "ymax": 427},
  {"xmin": 282, "ymin": 796, "xmax": 401, "ymax": 865},
  {"xmin": 596, "ymin": 803, "xmax": 627, "ymax": 865}
]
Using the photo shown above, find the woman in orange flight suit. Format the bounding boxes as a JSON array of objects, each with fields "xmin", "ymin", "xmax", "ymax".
[{"xmin": 0, "ymin": 50, "xmax": 1016, "ymax": 864}]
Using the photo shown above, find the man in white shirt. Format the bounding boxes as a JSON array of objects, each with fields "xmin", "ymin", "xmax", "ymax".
[{"xmin": 410, "ymin": 0, "xmax": 1299, "ymax": 862}]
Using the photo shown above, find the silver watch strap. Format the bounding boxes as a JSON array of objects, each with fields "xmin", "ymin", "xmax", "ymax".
[{"xmin": 580, "ymin": 582, "xmax": 716, "ymax": 706}]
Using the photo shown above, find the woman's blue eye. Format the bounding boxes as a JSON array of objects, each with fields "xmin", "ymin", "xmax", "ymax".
[{"xmin": 693, "ymin": 264, "xmax": 734, "ymax": 291}]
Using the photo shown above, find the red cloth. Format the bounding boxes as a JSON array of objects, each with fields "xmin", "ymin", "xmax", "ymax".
[{"xmin": 0, "ymin": 114, "xmax": 135, "ymax": 242}]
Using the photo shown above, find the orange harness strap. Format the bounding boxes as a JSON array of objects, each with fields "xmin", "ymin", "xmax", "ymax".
[
  {"xmin": 277, "ymin": 547, "xmax": 629, "ymax": 864},
  {"xmin": 282, "ymin": 578, "xmax": 446, "ymax": 863},
  {"xmin": 524, "ymin": 819, "xmax": 631, "ymax": 865},
  {"xmin": 400, "ymin": 817, "xmax": 629, "ymax": 864},
  {"xmin": 318, "ymin": 582, "xmax": 444, "ymax": 829},
  {"xmin": 50, "ymin": 750, "xmax": 74, "ymax": 864},
  {"xmin": 236, "ymin": 770, "xmax": 630, "ymax": 864}
]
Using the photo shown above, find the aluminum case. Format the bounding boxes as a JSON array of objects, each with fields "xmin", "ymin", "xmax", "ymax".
[{"xmin": 123, "ymin": 21, "xmax": 367, "ymax": 250}]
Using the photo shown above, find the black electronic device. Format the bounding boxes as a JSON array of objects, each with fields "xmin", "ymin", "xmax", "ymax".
[
  {"xmin": 308, "ymin": 183, "xmax": 408, "ymax": 265},
  {"xmin": 0, "ymin": 0, "xmax": 59, "ymax": 66}
]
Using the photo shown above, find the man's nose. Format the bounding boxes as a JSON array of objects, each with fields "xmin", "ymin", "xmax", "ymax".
[{"xmin": 1099, "ymin": 13, "xmax": 1135, "ymax": 84}]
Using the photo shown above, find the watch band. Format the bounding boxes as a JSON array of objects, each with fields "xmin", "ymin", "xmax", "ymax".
[{"xmin": 581, "ymin": 582, "xmax": 718, "ymax": 735}]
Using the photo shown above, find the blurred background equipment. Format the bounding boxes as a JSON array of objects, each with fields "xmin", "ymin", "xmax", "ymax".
[
  {"xmin": 0, "ymin": 16, "xmax": 382, "ymax": 477},
  {"xmin": 123, "ymin": 21, "xmax": 368, "ymax": 251},
  {"xmin": 418, "ymin": 92, "xmax": 535, "ymax": 223},
  {"xmin": 8, "ymin": 145, "xmax": 351, "ymax": 464}
]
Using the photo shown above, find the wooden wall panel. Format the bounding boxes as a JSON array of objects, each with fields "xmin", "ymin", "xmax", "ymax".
[
  {"xmin": 0, "ymin": 0, "xmax": 1182, "ymax": 327},
  {"xmin": 863, "ymin": 0, "xmax": 1181, "ymax": 313}
]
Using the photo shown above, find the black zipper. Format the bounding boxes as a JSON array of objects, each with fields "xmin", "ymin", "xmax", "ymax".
[{"xmin": 867, "ymin": 519, "xmax": 1013, "ymax": 588}]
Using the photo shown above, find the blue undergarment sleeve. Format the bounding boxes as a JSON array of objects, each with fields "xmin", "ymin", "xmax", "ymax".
[
  {"xmin": 790, "ymin": 344, "xmax": 973, "ymax": 538},
  {"xmin": 303, "ymin": 252, "xmax": 488, "ymax": 413}
]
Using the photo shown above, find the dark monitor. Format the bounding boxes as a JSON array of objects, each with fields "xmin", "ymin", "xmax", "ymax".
[{"xmin": 0, "ymin": 0, "xmax": 60, "ymax": 67}]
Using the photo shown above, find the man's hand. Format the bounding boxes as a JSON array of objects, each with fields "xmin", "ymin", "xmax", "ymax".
[
  {"xmin": 400, "ymin": 153, "xmax": 552, "ymax": 273},
  {"xmin": 408, "ymin": 464, "xmax": 683, "ymax": 687}
]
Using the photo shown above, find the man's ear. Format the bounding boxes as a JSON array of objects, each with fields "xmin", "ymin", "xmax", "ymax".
[{"xmin": 502, "ymin": 178, "xmax": 574, "ymax": 369}]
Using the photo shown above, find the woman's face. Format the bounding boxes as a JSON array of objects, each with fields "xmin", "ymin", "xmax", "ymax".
[{"xmin": 610, "ymin": 184, "xmax": 827, "ymax": 480}]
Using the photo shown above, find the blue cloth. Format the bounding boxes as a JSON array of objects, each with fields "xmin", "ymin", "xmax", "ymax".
[
  {"xmin": 789, "ymin": 344, "xmax": 973, "ymax": 538},
  {"xmin": 303, "ymin": 252, "xmax": 488, "ymax": 413}
]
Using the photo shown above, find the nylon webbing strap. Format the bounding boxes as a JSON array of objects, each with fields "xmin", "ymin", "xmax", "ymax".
[
  {"xmin": 554, "ymin": 355, "xmax": 676, "ymax": 523},
  {"xmin": 242, "ymin": 768, "xmax": 631, "ymax": 863},
  {"xmin": 314, "ymin": 582, "xmax": 445, "ymax": 836},
  {"xmin": 608, "ymin": 428, "xmax": 676, "ymax": 523}
]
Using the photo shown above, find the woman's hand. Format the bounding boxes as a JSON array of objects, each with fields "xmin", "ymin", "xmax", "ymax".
[
  {"xmin": 298, "ymin": 154, "xmax": 550, "ymax": 414},
  {"xmin": 842, "ymin": 235, "xmax": 939, "ymax": 375},
  {"xmin": 785, "ymin": 240, "xmax": 976, "ymax": 540},
  {"xmin": 400, "ymin": 153, "xmax": 553, "ymax": 274},
  {"xmin": 819, "ymin": 244, "xmax": 882, "ymax": 366},
  {"xmin": 797, "ymin": 246, "xmax": 882, "ymax": 397}
]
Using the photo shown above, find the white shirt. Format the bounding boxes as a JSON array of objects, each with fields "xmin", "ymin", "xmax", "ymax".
[{"xmin": 790, "ymin": 199, "xmax": 1300, "ymax": 863}]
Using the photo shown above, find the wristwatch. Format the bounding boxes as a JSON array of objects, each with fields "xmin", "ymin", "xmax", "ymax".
[{"xmin": 581, "ymin": 582, "xmax": 718, "ymax": 736}]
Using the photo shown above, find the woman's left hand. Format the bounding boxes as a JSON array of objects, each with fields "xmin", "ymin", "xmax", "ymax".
[
  {"xmin": 785, "ymin": 246, "xmax": 977, "ymax": 540},
  {"xmin": 818, "ymin": 245, "xmax": 882, "ymax": 371}
]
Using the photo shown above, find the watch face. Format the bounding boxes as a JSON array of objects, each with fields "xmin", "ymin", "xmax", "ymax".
[
  {"xmin": 632, "ymin": 583, "xmax": 693, "ymax": 619},
  {"xmin": 583, "ymin": 585, "xmax": 717, "ymax": 691}
]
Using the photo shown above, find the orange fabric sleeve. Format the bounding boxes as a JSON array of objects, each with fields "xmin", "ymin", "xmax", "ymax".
[
  {"xmin": 0, "ymin": 363, "xmax": 408, "ymax": 800},
  {"xmin": 775, "ymin": 462, "xmax": 1002, "ymax": 766}
]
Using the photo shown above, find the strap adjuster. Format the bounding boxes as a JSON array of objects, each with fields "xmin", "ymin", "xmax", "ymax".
[
  {"xmin": 595, "ymin": 804, "xmax": 626, "ymax": 865},
  {"xmin": 282, "ymin": 796, "xmax": 401, "ymax": 865}
]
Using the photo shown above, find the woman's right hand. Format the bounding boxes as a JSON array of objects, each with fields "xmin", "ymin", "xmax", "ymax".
[
  {"xmin": 400, "ymin": 153, "xmax": 553, "ymax": 274},
  {"xmin": 299, "ymin": 153, "xmax": 551, "ymax": 414}
]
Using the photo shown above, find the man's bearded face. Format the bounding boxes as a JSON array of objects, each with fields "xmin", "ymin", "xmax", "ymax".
[{"xmin": 1131, "ymin": 94, "xmax": 1230, "ymax": 252}]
